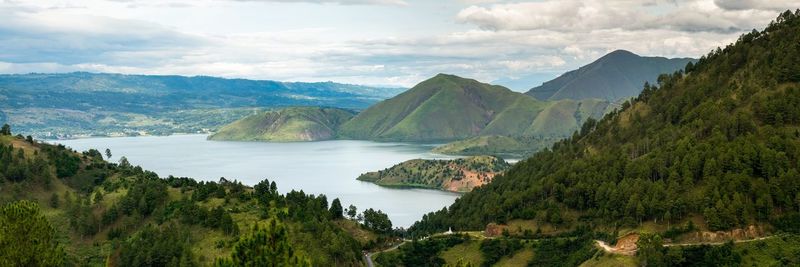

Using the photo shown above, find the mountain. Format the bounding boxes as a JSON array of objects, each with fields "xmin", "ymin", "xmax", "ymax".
[
  {"xmin": 431, "ymin": 135, "xmax": 550, "ymax": 157},
  {"xmin": 411, "ymin": 10, "xmax": 800, "ymax": 242},
  {"xmin": 208, "ymin": 107, "xmax": 355, "ymax": 142},
  {"xmin": 339, "ymin": 74, "xmax": 545, "ymax": 142},
  {"xmin": 526, "ymin": 50, "xmax": 693, "ymax": 101},
  {"xmin": 357, "ymin": 156, "xmax": 510, "ymax": 193},
  {"xmin": 0, "ymin": 72, "xmax": 404, "ymax": 138}
]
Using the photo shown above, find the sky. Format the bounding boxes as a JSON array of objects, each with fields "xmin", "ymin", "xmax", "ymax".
[{"xmin": 0, "ymin": 0, "xmax": 796, "ymax": 90}]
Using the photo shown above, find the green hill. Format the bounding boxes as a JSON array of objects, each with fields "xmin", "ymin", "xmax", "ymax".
[
  {"xmin": 432, "ymin": 135, "xmax": 553, "ymax": 157},
  {"xmin": 339, "ymin": 74, "xmax": 610, "ymax": 144},
  {"xmin": 411, "ymin": 9, "xmax": 800, "ymax": 239},
  {"xmin": 527, "ymin": 50, "xmax": 693, "ymax": 101},
  {"xmin": 0, "ymin": 128, "xmax": 391, "ymax": 266},
  {"xmin": 339, "ymin": 74, "xmax": 539, "ymax": 142},
  {"xmin": 357, "ymin": 156, "xmax": 510, "ymax": 193},
  {"xmin": 208, "ymin": 107, "xmax": 355, "ymax": 142}
]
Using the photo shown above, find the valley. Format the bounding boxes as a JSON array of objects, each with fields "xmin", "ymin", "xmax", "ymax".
[{"xmin": 1, "ymin": 3, "xmax": 799, "ymax": 266}]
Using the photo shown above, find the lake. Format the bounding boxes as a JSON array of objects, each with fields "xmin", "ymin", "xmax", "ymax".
[{"xmin": 56, "ymin": 134, "xmax": 461, "ymax": 227}]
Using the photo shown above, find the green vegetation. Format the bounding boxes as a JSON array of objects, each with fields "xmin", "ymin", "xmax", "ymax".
[
  {"xmin": 209, "ymin": 107, "xmax": 355, "ymax": 142},
  {"xmin": 0, "ymin": 125, "xmax": 400, "ymax": 266},
  {"xmin": 432, "ymin": 135, "xmax": 554, "ymax": 158},
  {"xmin": 0, "ymin": 200, "xmax": 66, "ymax": 267},
  {"xmin": 357, "ymin": 156, "xmax": 510, "ymax": 192},
  {"xmin": 411, "ymin": 10, "xmax": 800, "ymax": 238},
  {"xmin": 527, "ymin": 50, "xmax": 693, "ymax": 102},
  {"xmin": 338, "ymin": 74, "xmax": 611, "ymax": 156},
  {"xmin": 0, "ymin": 72, "xmax": 403, "ymax": 138}
]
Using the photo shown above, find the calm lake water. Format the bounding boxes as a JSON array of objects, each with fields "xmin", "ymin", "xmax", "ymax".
[{"xmin": 56, "ymin": 134, "xmax": 460, "ymax": 227}]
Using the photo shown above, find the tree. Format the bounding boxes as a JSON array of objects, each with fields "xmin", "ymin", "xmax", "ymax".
[
  {"xmin": 118, "ymin": 156, "xmax": 131, "ymax": 168},
  {"xmin": 215, "ymin": 219, "xmax": 310, "ymax": 267},
  {"xmin": 105, "ymin": 148, "xmax": 112, "ymax": 160},
  {"xmin": 49, "ymin": 193, "xmax": 60, "ymax": 208},
  {"xmin": 362, "ymin": 208, "xmax": 392, "ymax": 234},
  {"xmin": 346, "ymin": 204, "xmax": 357, "ymax": 220},
  {"xmin": 0, "ymin": 201, "xmax": 65, "ymax": 266},
  {"xmin": 637, "ymin": 234, "xmax": 666, "ymax": 267},
  {"xmin": 0, "ymin": 124, "xmax": 10, "ymax": 135},
  {"xmin": 329, "ymin": 198, "xmax": 343, "ymax": 219}
]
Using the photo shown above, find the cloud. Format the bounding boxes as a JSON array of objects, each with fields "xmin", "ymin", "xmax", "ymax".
[
  {"xmin": 713, "ymin": 0, "xmax": 798, "ymax": 11},
  {"xmin": 456, "ymin": 0, "xmax": 795, "ymax": 33},
  {"xmin": 227, "ymin": 0, "xmax": 408, "ymax": 6},
  {"xmin": 0, "ymin": 8, "xmax": 206, "ymax": 65},
  {"xmin": 0, "ymin": 0, "xmax": 793, "ymax": 89}
]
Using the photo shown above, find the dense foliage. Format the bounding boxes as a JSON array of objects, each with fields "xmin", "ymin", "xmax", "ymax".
[
  {"xmin": 0, "ymin": 200, "xmax": 65, "ymax": 267},
  {"xmin": 411, "ymin": 10, "xmax": 800, "ymax": 236},
  {"xmin": 0, "ymin": 126, "xmax": 383, "ymax": 266}
]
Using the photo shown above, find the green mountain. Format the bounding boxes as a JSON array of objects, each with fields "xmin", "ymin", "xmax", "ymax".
[
  {"xmin": 526, "ymin": 50, "xmax": 693, "ymax": 101},
  {"xmin": 431, "ymin": 135, "xmax": 553, "ymax": 157},
  {"xmin": 339, "ymin": 74, "xmax": 545, "ymax": 142},
  {"xmin": 208, "ymin": 107, "xmax": 355, "ymax": 142},
  {"xmin": 411, "ymin": 10, "xmax": 800, "ymax": 241},
  {"xmin": 0, "ymin": 127, "xmax": 391, "ymax": 266},
  {"xmin": 0, "ymin": 72, "xmax": 404, "ymax": 138},
  {"xmin": 339, "ymin": 74, "xmax": 611, "ymax": 144},
  {"xmin": 357, "ymin": 156, "xmax": 510, "ymax": 193}
]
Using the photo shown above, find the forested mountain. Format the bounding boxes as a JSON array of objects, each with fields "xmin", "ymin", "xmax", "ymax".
[
  {"xmin": 208, "ymin": 107, "xmax": 355, "ymax": 142},
  {"xmin": 526, "ymin": 50, "xmax": 693, "ymax": 102},
  {"xmin": 0, "ymin": 126, "xmax": 396, "ymax": 266},
  {"xmin": 338, "ymin": 74, "xmax": 610, "ymax": 143},
  {"xmin": 411, "ymin": 10, "xmax": 800, "ymax": 239},
  {"xmin": 0, "ymin": 72, "xmax": 403, "ymax": 138}
]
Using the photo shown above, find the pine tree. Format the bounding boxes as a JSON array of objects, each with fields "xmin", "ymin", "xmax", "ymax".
[
  {"xmin": 215, "ymin": 219, "xmax": 310, "ymax": 267},
  {"xmin": 0, "ymin": 201, "xmax": 65, "ymax": 266}
]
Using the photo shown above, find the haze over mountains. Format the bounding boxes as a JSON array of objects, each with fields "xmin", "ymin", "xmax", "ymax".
[
  {"xmin": 0, "ymin": 72, "xmax": 403, "ymax": 138},
  {"xmin": 526, "ymin": 50, "xmax": 694, "ymax": 102}
]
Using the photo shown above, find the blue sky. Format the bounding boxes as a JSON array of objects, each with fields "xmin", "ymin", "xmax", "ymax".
[{"xmin": 0, "ymin": 0, "xmax": 795, "ymax": 90}]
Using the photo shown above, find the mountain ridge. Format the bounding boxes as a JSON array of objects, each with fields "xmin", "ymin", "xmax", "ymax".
[{"xmin": 527, "ymin": 50, "xmax": 694, "ymax": 101}]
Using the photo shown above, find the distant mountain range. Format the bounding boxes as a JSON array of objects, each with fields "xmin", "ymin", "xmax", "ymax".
[
  {"xmin": 213, "ymin": 74, "xmax": 614, "ymax": 151},
  {"xmin": 0, "ymin": 72, "xmax": 404, "ymax": 137},
  {"xmin": 526, "ymin": 50, "xmax": 694, "ymax": 101}
]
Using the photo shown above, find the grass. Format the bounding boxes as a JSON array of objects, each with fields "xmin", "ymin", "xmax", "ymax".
[
  {"xmin": 334, "ymin": 219, "xmax": 377, "ymax": 246},
  {"xmin": 495, "ymin": 247, "xmax": 535, "ymax": 266},
  {"xmin": 579, "ymin": 251, "xmax": 637, "ymax": 267},
  {"xmin": 440, "ymin": 239, "xmax": 483, "ymax": 266},
  {"xmin": 735, "ymin": 234, "xmax": 800, "ymax": 266}
]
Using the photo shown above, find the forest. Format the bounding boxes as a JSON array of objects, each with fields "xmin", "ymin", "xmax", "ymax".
[
  {"xmin": 410, "ymin": 10, "xmax": 800, "ymax": 237},
  {"xmin": 0, "ymin": 125, "xmax": 395, "ymax": 266}
]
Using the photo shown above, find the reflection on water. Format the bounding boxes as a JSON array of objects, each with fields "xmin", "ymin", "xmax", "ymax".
[{"xmin": 56, "ymin": 135, "xmax": 460, "ymax": 227}]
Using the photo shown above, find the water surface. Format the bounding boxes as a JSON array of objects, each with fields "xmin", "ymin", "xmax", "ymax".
[{"xmin": 56, "ymin": 135, "xmax": 460, "ymax": 227}]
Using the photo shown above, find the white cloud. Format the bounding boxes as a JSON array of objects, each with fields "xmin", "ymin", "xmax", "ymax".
[
  {"xmin": 227, "ymin": 0, "xmax": 408, "ymax": 6},
  {"xmin": 0, "ymin": 0, "xmax": 795, "ymax": 89}
]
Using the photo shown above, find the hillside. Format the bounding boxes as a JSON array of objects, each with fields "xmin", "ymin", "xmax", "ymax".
[
  {"xmin": 411, "ymin": 9, "xmax": 800, "ymax": 243},
  {"xmin": 0, "ymin": 127, "xmax": 395, "ymax": 266},
  {"xmin": 208, "ymin": 107, "xmax": 354, "ymax": 142},
  {"xmin": 356, "ymin": 156, "xmax": 510, "ymax": 193},
  {"xmin": 526, "ymin": 50, "xmax": 693, "ymax": 101},
  {"xmin": 0, "ymin": 72, "xmax": 404, "ymax": 138},
  {"xmin": 339, "ymin": 74, "xmax": 610, "ymax": 143},
  {"xmin": 339, "ymin": 74, "xmax": 540, "ymax": 142},
  {"xmin": 432, "ymin": 135, "xmax": 554, "ymax": 157}
]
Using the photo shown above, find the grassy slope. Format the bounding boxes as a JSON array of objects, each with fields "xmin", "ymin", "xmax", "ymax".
[
  {"xmin": 527, "ymin": 50, "xmax": 693, "ymax": 101},
  {"xmin": 208, "ymin": 107, "xmax": 354, "ymax": 142},
  {"xmin": 339, "ymin": 74, "xmax": 543, "ymax": 142},
  {"xmin": 0, "ymin": 135, "xmax": 370, "ymax": 266}
]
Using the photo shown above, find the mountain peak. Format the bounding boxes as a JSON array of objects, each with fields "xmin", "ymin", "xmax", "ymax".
[{"xmin": 525, "ymin": 49, "xmax": 693, "ymax": 101}]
